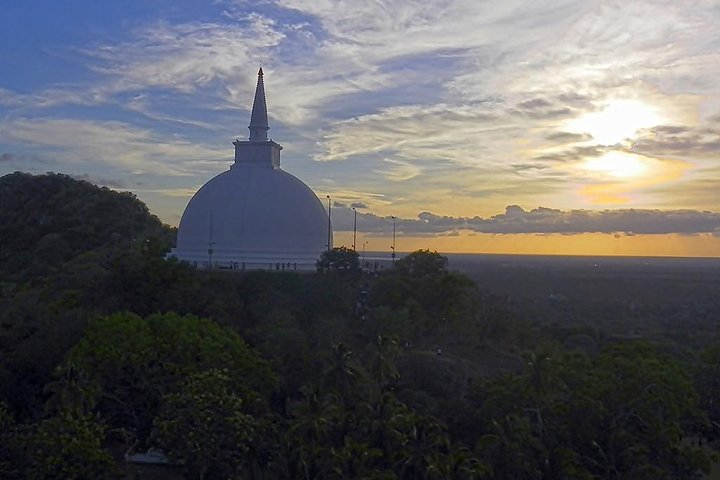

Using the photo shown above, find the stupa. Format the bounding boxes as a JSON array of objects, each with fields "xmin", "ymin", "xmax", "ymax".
[{"xmin": 170, "ymin": 68, "xmax": 331, "ymax": 270}]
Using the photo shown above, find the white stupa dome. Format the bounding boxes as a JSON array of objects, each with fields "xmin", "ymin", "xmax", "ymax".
[{"xmin": 171, "ymin": 69, "xmax": 331, "ymax": 269}]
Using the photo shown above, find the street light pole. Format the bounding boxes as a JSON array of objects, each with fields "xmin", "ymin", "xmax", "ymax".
[
  {"xmin": 326, "ymin": 195, "xmax": 332, "ymax": 251},
  {"xmin": 362, "ymin": 241, "xmax": 367, "ymax": 267},
  {"xmin": 352, "ymin": 207, "xmax": 357, "ymax": 251},
  {"xmin": 391, "ymin": 215, "xmax": 396, "ymax": 263}
]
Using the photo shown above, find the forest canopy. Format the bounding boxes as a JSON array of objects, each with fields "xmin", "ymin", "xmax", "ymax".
[{"xmin": 0, "ymin": 172, "xmax": 717, "ymax": 479}]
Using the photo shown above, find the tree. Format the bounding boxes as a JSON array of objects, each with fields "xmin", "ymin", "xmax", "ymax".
[
  {"xmin": 367, "ymin": 334, "xmax": 401, "ymax": 390},
  {"xmin": 0, "ymin": 172, "xmax": 178, "ymax": 419},
  {"xmin": 695, "ymin": 344, "xmax": 720, "ymax": 443},
  {"xmin": 317, "ymin": 246, "xmax": 361, "ymax": 275},
  {"xmin": 394, "ymin": 250, "xmax": 448, "ymax": 278},
  {"xmin": 152, "ymin": 369, "xmax": 264, "ymax": 480},
  {"xmin": 19, "ymin": 413, "xmax": 117, "ymax": 480},
  {"xmin": 323, "ymin": 342, "xmax": 367, "ymax": 402},
  {"xmin": 0, "ymin": 172, "xmax": 172, "ymax": 283},
  {"xmin": 0, "ymin": 402, "xmax": 18, "ymax": 479},
  {"xmin": 369, "ymin": 249, "xmax": 477, "ymax": 342},
  {"xmin": 283, "ymin": 384, "xmax": 345, "ymax": 478},
  {"xmin": 59, "ymin": 312, "xmax": 275, "ymax": 445},
  {"xmin": 475, "ymin": 342, "xmax": 711, "ymax": 480}
]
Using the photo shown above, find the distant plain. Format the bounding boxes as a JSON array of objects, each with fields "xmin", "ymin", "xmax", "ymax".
[{"xmin": 447, "ymin": 253, "xmax": 720, "ymax": 351}]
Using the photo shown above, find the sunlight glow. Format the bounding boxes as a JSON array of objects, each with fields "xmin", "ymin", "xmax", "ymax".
[
  {"xmin": 584, "ymin": 152, "xmax": 648, "ymax": 178},
  {"xmin": 568, "ymin": 100, "xmax": 663, "ymax": 145}
]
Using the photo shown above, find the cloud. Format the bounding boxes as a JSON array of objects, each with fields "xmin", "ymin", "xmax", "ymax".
[
  {"xmin": 329, "ymin": 204, "xmax": 720, "ymax": 236},
  {"xmin": 2, "ymin": 0, "xmax": 720, "ymax": 229},
  {"xmin": 75, "ymin": 11, "xmax": 404, "ymax": 126},
  {"xmin": 135, "ymin": 186, "xmax": 204, "ymax": 198},
  {"xmin": 477, "ymin": 205, "xmax": 720, "ymax": 235},
  {"xmin": 643, "ymin": 176, "xmax": 720, "ymax": 209},
  {"xmin": 518, "ymin": 98, "xmax": 552, "ymax": 110},
  {"xmin": 70, "ymin": 173, "xmax": 128, "ymax": 189},
  {"xmin": 374, "ymin": 158, "xmax": 422, "ymax": 182},
  {"xmin": 0, "ymin": 86, "xmax": 97, "ymax": 110},
  {"xmin": 545, "ymin": 131, "xmax": 593, "ymax": 143},
  {"xmin": 0, "ymin": 87, "xmax": 23, "ymax": 107},
  {"xmin": 79, "ymin": 0, "xmax": 711, "ymax": 129},
  {"xmin": 271, "ymin": 0, "xmax": 594, "ymax": 68},
  {"xmin": 511, "ymin": 163, "xmax": 549, "ymax": 172},
  {"xmin": 88, "ymin": 15, "xmax": 285, "ymax": 95},
  {"xmin": 0, "ymin": 152, "xmax": 51, "ymax": 170},
  {"xmin": 510, "ymin": 102, "xmax": 576, "ymax": 120},
  {"xmin": 534, "ymin": 145, "xmax": 609, "ymax": 163},
  {"xmin": 0, "ymin": 118, "xmax": 228, "ymax": 176},
  {"xmin": 632, "ymin": 124, "xmax": 720, "ymax": 158},
  {"xmin": 316, "ymin": 103, "xmax": 507, "ymax": 165}
]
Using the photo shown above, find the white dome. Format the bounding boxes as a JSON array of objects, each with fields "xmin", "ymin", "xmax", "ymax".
[
  {"xmin": 170, "ymin": 68, "xmax": 330, "ymax": 269},
  {"xmin": 173, "ymin": 162, "xmax": 329, "ymax": 268}
]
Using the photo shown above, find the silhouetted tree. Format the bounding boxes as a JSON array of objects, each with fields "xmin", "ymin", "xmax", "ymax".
[
  {"xmin": 394, "ymin": 249, "xmax": 448, "ymax": 278},
  {"xmin": 317, "ymin": 246, "xmax": 361, "ymax": 275}
]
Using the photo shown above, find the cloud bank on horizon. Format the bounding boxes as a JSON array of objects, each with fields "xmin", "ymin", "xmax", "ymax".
[
  {"xmin": 330, "ymin": 204, "xmax": 720, "ymax": 237},
  {"xmin": 1, "ymin": 0, "xmax": 719, "ymax": 246}
]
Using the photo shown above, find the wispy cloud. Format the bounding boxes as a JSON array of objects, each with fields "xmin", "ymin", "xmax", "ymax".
[
  {"xmin": 316, "ymin": 103, "xmax": 504, "ymax": 164},
  {"xmin": 0, "ymin": 86, "xmax": 98, "ymax": 109},
  {"xmin": 88, "ymin": 15, "xmax": 284, "ymax": 94},
  {"xmin": 0, "ymin": 118, "xmax": 228, "ymax": 176},
  {"xmin": 374, "ymin": 158, "xmax": 423, "ymax": 182}
]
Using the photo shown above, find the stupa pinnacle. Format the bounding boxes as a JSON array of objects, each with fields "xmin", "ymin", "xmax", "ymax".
[{"xmin": 249, "ymin": 68, "xmax": 269, "ymax": 141}]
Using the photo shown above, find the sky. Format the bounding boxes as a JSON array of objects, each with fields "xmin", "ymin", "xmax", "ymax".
[{"xmin": 1, "ymin": 0, "xmax": 720, "ymax": 257}]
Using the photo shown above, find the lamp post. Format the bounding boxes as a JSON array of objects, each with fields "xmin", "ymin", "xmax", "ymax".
[
  {"xmin": 326, "ymin": 195, "xmax": 332, "ymax": 251},
  {"xmin": 391, "ymin": 215, "xmax": 396, "ymax": 263},
  {"xmin": 352, "ymin": 207, "xmax": 357, "ymax": 251},
  {"xmin": 362, "ymin": 241, "xmax": 367, "ymax": 267}
]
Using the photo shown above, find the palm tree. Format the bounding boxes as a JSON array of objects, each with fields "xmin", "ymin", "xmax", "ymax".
[
  {"xmin": 286, "ymin": 385, "xmax": 344, "ymax": 479},
  {"xmin": 323, "ymin": 343, "xmax": 367, "ymax": 401},
  {"xmin": 394, "ymin": 414, "xmax": 450, "ymax": 479},
  {"xmin": 368, "ymin": 335, "xmax": 401, "ymax": 390}
]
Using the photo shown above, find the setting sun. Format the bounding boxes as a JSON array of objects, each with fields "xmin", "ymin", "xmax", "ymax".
[
  {"xmin": 584, "ymin": 151, "xmax": 648, "ymax": 178},
  {"xmin": 568, "ymin": 100, "xmax": 663, "ymax": 145}
]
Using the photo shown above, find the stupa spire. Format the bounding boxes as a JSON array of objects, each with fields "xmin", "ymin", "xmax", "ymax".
[
  {"xmin": 248, "ymin": 67, "xmax": 269, "ymax": 142},
  {"xmin": 233, "ymin": 68, "xmax": 282, "ymax": 168}
]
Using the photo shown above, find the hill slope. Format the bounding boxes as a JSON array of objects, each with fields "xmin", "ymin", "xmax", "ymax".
[{"xmin": 0, "ymin": 172, "xmax": 173, "ymax": 281}]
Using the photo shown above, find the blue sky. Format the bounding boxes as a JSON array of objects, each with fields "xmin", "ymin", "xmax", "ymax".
[{"xmin": 2, "ymin": 0, "xmax": 720, "ymax": 255}]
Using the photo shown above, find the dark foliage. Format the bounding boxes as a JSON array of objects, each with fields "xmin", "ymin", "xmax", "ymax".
[
  {"xmin": 0, "ymin": 172, "xmax": 173, "ymax": 283},
  {"xmin": 0, "ymin": 173, "xmax": 716, "ymax": 479},
  {"xmin": 317, "ymin": 246, "xmax": 361, "ymax": 275}
]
